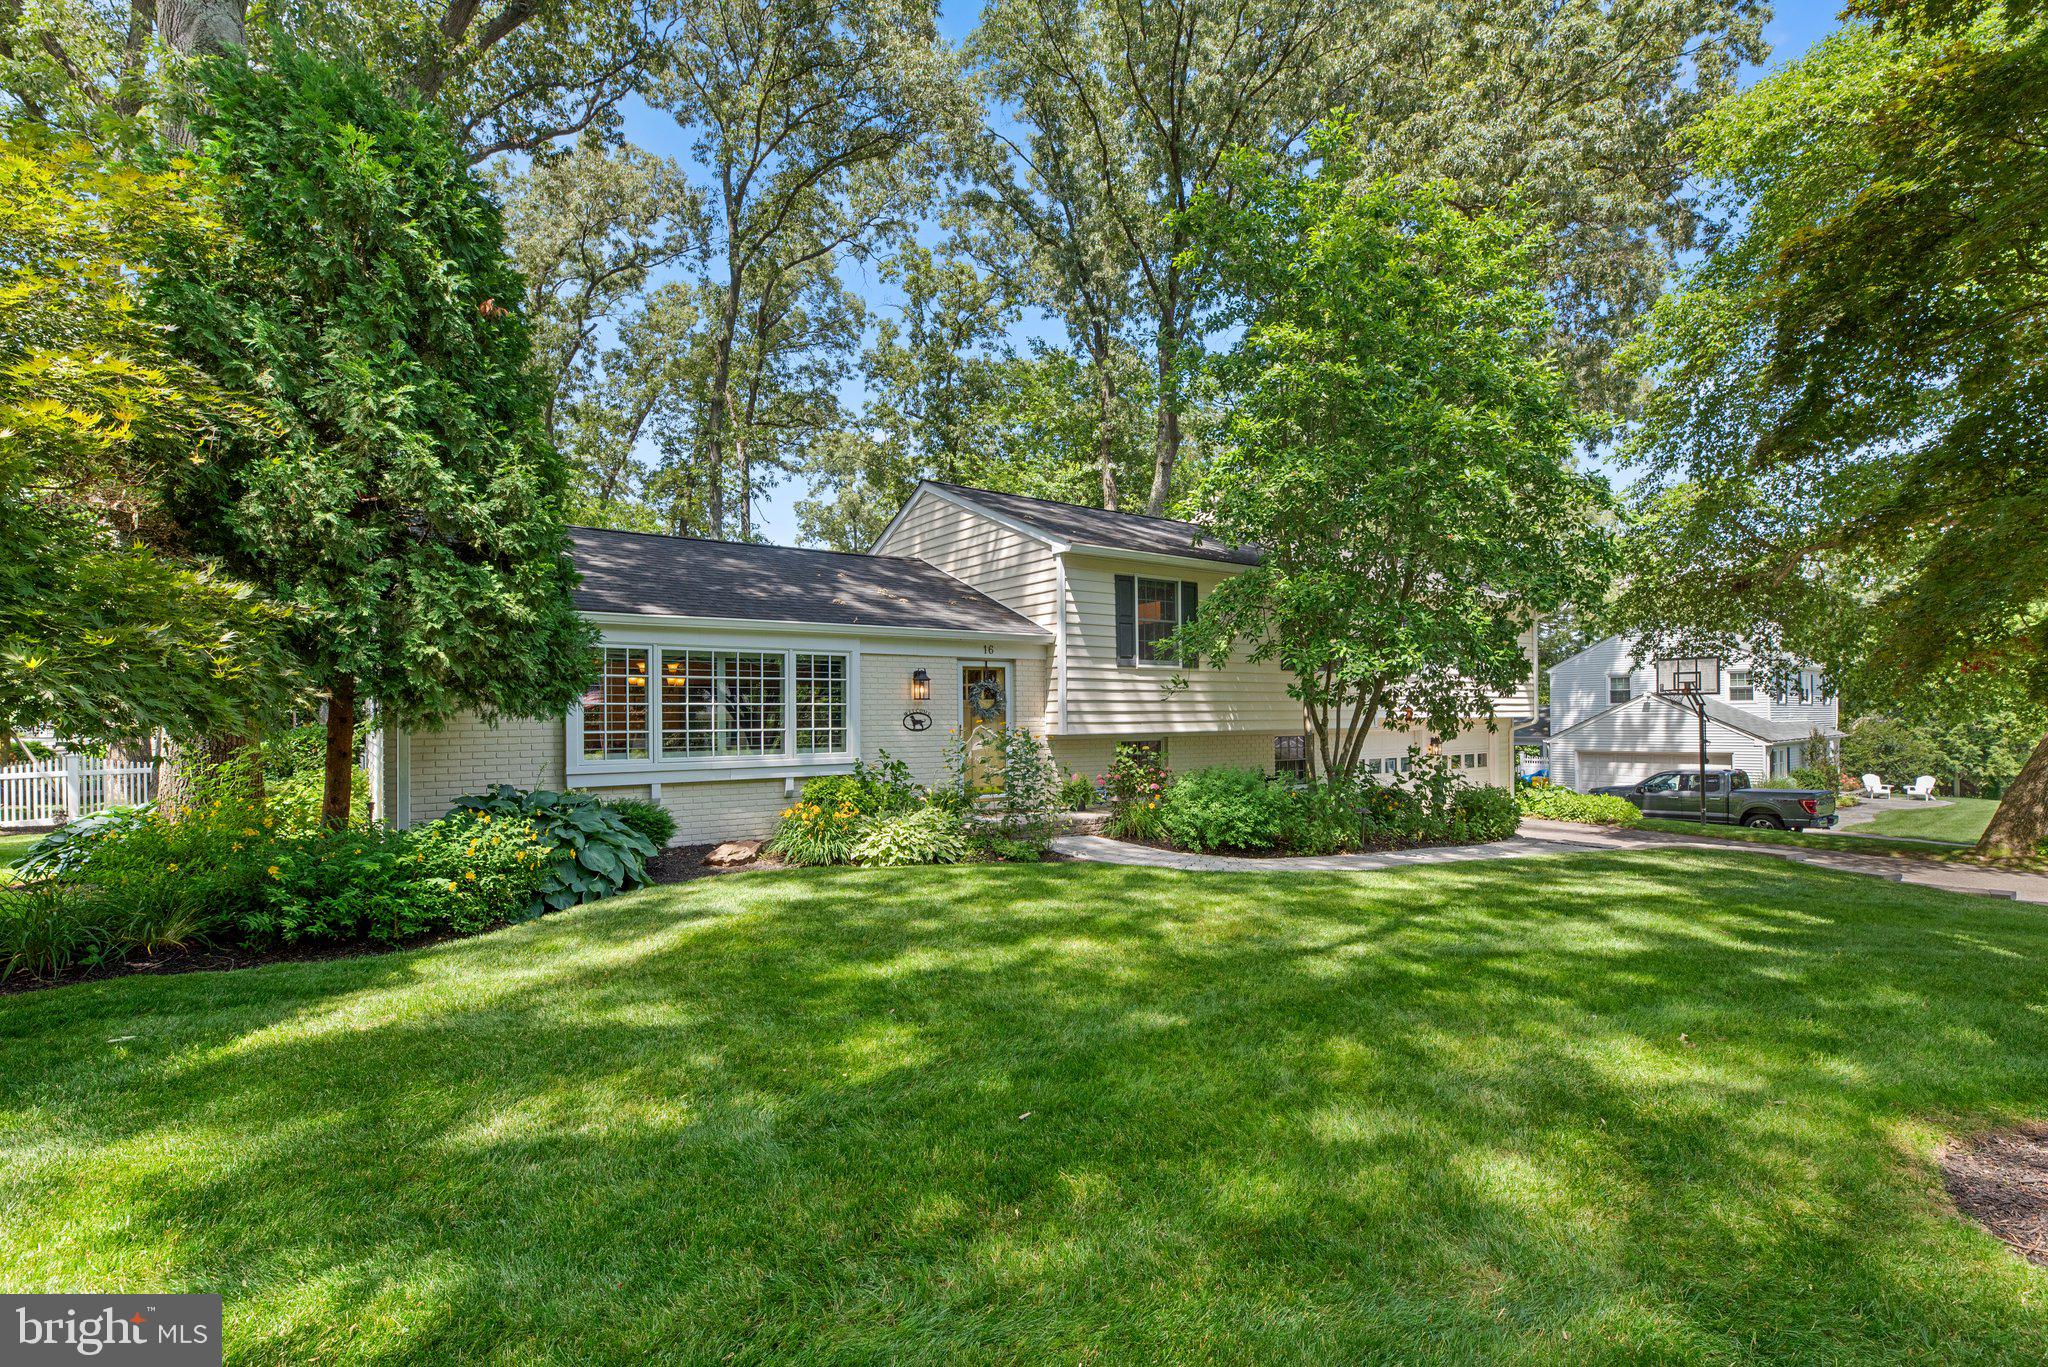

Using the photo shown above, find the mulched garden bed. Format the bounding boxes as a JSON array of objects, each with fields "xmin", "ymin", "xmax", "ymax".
[
  {"xmin": 3, "ymin": 846, "xmax": 774, "ymax": 996},
  {"xmin": 1942, "ymin": 1125, "xmax": 2048, "ymax": 1267}
]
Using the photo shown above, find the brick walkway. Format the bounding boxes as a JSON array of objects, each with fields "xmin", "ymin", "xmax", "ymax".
[{"xmin": 1051, "ymin": 818, "xmax": 2048, "ymax": 906}]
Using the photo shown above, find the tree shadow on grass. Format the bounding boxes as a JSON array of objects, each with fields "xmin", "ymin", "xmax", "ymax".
[{"xmin": 5, "ymin": 851, "xmax": 2048, "ymax": 1363}]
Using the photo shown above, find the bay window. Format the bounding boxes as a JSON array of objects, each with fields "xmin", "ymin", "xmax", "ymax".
[{"xmin": 582, "ymin": 644, "xmax": 850, "ymax": 768}]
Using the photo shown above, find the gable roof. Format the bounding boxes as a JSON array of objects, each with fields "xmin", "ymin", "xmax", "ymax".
[
  {"xmin": 1549, "ymin": 692, "xmax": 1822, "ymax": 745},
  {"xmin": 567, "ymin": 526, "xmax": 1050, "ymax": 638},
  {"xmin": 923, "ymin": 481, "xmax": 1261, "ymax": 566}
]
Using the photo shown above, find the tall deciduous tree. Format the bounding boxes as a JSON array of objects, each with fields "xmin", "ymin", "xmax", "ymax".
[
  {"xmin": 3, "ymin": 0, "xmax": 659, "ymax": 159},
  {"xmin": 644, "ymin": 0, "xmax": 960, "ymax": 540},
  {"xmin": 0, "ymin": 124, "xmax": 297, "ymax": 750},
  {"xmin": 150, "ymin": 39, "xmax": 595, "ymax": 825},
  {"xmin": 1174, "ymin": 126, "xmax": 1612, "ymax": 781},
  {"xmin": 1613, "ymin": 6, "xmax": 2048, "ymax": 856}
]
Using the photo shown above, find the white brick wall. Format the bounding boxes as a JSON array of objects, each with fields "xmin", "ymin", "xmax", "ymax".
[{"xmin": 407, "ymin": 713, "xmax": 564, "ymax": 826}]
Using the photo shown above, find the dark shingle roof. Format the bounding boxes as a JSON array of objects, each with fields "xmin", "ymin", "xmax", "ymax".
[
  {"xmin": 929, "ymin": 482, "xmax": 1260, "ymax": 566},
  {"xmin": 568, "ymin": 526, "xmax": 1050, "ymax": 637}
]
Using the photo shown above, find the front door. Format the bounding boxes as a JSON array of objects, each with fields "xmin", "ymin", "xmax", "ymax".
[{"xmin": 961, "ymin": 663, "xmax": 1009, "ymax": 793}]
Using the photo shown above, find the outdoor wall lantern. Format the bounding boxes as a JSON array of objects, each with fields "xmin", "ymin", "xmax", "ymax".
[{"xmin": 909, "ymin": 668, "xmax": 931, "ymax": 702}]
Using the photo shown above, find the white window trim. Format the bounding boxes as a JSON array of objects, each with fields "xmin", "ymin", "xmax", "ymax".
[
  {"xmin": 1133, "ymin": 574, "xmax": 1183, "ymax": 669},
  {"xmin": 566, "ymin": 635, "xmax": 863, "ymax": 783}
]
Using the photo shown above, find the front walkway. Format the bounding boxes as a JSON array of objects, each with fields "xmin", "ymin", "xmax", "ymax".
[{"xmin": 1051, "ymin": 818, "xmax": 2048, "ymax": 906}]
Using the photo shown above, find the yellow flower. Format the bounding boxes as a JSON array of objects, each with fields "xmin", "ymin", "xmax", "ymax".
[
  {"xmin": 266, "ymin": 865, "xmax": 280, "ymax": 878},
  {"xmin": 166, "ymin": 862, "xmax": 179, "ymax": 872},
  {"xmin": 447, "ymin": 880, "xmax": 458, "ymax": 891},
  {"xmin": 242, "ymin": 828, "xmax": 258, "ymax": 838},
  {"xmin": 465, "ymin": 870, "xmax": 477, "ymax": 881},
  {"xmin": 231, "ymin": 842, "xmax": 242, "ymax": 852},
  {"xmin": 480, "ymin": 814, "xmax": 492, "ymax": 823},
  {"xmin": 262, "ymin": 816, "xmax": 274, "ymax": 829}
]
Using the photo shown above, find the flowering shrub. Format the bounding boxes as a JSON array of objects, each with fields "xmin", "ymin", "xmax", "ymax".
[
  {"xmin": 1104, "ymin": 744, "xmax": 1169, "ymax": 809},
  {"xmin": 768, "ymin": 788, "xmax": 867, "ymax": 866},
  {"xmin": 1059, "ymin": 771, "xmax": 1097, "ymax": 811}
]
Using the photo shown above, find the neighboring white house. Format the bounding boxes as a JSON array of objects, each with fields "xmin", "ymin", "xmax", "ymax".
[
  {"xmin": 1543, "ymin": 634, "xmax": 1840, "ymax": 791},
  {"xmin": 367, "ymin": 482, "xmax": 1535, "ymax": 844}
]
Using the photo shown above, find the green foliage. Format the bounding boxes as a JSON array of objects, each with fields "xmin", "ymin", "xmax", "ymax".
[
  {"xmin": 851, "ymin": 805, "xmax": 969, "ymax": 867},
  {"xmin": 394, "ymin": 813, "xmax": 553, "ymax": 935},
  {"xmin": 150, "ymin": 38, "xmax": 596, "ymax": 816},
  {"xmin": 17, "ymin": 805, "xmax": 154, "ymax": 880},
  {"xmin": 1176, "ymin": 132, "xmax": 1612, "ymax": 781},
  {"xmin": 768, "ymin": 759, "xmax": 926, "ymax": 867},
  {"xmin": 1450, "ymin": 786, "xmax": 1521, "ymax": 844},
  {"xmin": 941, "ymin": 725, "xmax": 1061, "ymax": 854},
  {"xmin": 1516, "ymin": 786, "xmax": 1643, "ymax": 827},
  {"xmin": 1610, "ymin": 14, "xmax": 2048, "ymax": 853},
  {"xmin": 1159, "ymin": 767, "xmax": 1295, "ymax": 853},
  {"xmin": 1101, "ymin": 744, "xmax": 1170, "ymax": 842},
  {"xmin": 1059, "ymin": 771, "xmax": 1097, "ymax": 811},
  {"xmin": 450, "ymin": 786, "xmax": 655, "ymax": 914},
  {"xmin": 0, "ymin": 880, "xmax": 116, "ymax": 981},
  {"xmin": 0, "ymin": 125, "xmax": 298, "ymax": 748},
  {"xmin": 597, "ymin": 797, "xmax": 677, "ymax": 851}
]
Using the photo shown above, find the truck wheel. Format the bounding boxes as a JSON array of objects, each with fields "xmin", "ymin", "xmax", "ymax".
[{"xmin": 1743, "ymin": 812, "xmax": 1784, "ymax": 830}]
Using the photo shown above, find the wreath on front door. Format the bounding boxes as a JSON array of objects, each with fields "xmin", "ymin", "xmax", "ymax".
[{"xmin": 965, "ymin": 679, "xmax": 1005, "ymax": 722}]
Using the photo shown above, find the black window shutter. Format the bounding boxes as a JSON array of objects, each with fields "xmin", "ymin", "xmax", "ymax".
[
  {"xmin": 1115, "ymin": 574, "xmax": 1137, "ymax": 664},
  {"xmin": 1179, "ymin": 581, "xmax": 1199, "ymax": 668}
]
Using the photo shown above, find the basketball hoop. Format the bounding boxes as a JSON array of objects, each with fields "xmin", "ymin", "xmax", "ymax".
[
  {"xmin": 1652, "ymin": 656, "xmax": 1723, "ymax": 824},
  {"xmin": 1653, "ymin": 657, "xmax": 1723, "ymax": 699}
]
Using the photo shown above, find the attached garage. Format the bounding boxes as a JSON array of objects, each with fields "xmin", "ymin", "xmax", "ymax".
[{"xmin": 1575, "ymin": 750, "xmax": 1734, "ymax": 791}]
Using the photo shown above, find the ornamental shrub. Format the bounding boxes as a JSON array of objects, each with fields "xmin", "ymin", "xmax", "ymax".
[
  {"xmin": 1159, "ymin": 767, "xmax": 1296, "ymax": 852},
  {"xmin": 1449, "ymin": 785, "xmax": 1520, "ymax": 843},
  {"xmin": 851, "ymin": 804, "xmax": 969, "ymax": 867},
  {"xmin": 1059, "ymin": 771, "xmax": 1097, "ymax": 811},
  {"xmin": 598, "ymin": 797, "xmax": 677, "ymax": 850},
  {"xmin": 400, "ymin": 811, "xmax": 552, "ymax": 933},
  {"xmin": 450, "ymin": 786, "xmax": 656, "ymax": 913},
  {"xmin": 239, "ymin": 825, "xmax": 426, "ymax": 945},
  {"xmin": 1515, "ymin": 786, "xmax": 1642, "ymax": 827}
]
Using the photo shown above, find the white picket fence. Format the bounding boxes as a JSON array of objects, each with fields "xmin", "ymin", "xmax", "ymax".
[{"xmin": 0, "ymin": 751, "xmax": 160, "ymax": 827}]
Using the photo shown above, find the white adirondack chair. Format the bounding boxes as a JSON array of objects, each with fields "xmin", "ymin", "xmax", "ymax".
[
  {"xmin": 1904, "ymin": 775, "xmax": 1938, "ymax": 800},
  {"xmin": 1861, "ymin": 773, "xmax": 1893, "ymax": 798}
]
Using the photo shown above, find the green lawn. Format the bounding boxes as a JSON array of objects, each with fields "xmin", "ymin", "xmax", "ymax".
[
  {"xmin": 0, "ymin": 831, "xmax": 38, "ymax": 879},
  {"xmin": 7, "ymin": 855, "xmax": 2048, "ymax": 1362},
  {"xmin": 1861, "ymin": 796, "xmax": 2002, "ymax": 844},
  {"xmin": 1634, "ymin": 815, "xmax": 1977, "ymax": 858}
]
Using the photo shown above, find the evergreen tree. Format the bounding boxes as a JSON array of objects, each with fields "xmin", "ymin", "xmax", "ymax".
[{"xmin": 150, "ymin": 38, "xmax": 595, "ymax": 825}]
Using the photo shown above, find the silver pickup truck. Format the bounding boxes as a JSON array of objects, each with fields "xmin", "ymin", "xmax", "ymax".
[{"xmin": 1592, "ymin": 766, "xmax": 1839, "ymax": 831}]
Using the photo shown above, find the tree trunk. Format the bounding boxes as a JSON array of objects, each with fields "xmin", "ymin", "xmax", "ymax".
[
  {"xmin": 704, "ymin": 252, "xmax": 744, "ymax": 540},
  {"xmin": 1091, "ymin": 319, "xmax": 1119, "ymax": 510},
  {"xmin": 1146, "ymin": 266, "xmax": 1181, "ymax": 515},
  {"xmin": 322, "ymin": 674, "xmax": 356, "ymax": 830},
  {"xmin": 155, "ymin": 0, "xmax": 246, "ymax": 146},
  {"xmin": 1978, "ymin": 726, "xmax": 2048, "ymax": 857},
  {"xmin": 158, "ymin": 730, "xmax": 262, "ymax": 815}
]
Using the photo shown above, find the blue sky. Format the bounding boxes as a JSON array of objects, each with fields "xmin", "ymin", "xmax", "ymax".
[{"xmin": 630, "ymin": 0, "xmax": 1849, "ymax": 546}]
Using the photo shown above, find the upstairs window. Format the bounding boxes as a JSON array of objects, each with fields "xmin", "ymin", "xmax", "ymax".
[
  {"xmin": 1608, "ymin": 674, "xmax": 1633, "ymax": 705},
  {"xmin": 1137, "ymin": 577, "xmax": 1180, "ymax": 662},
  {"xmin": 1728, "ymin": 670, "xmax": 1754, "ymax": 702}
]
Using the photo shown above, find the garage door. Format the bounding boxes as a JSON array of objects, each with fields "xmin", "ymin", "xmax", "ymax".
[{"xmin": 1577, "ymin": 751, "xmax": 1733, "ymax": 790}]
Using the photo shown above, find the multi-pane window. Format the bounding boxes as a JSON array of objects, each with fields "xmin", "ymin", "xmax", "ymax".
[
  {"xmin": 1608, "ymin": 674, "xmax": 1633, "ymax": 704},
  {"xmin": 721, "ymin": 652, "xmax": 785, "ymax": 755},
  {"xmin": 660, "ymin": 651, "xmax": 717, "ymax": 756},
  {"xmin": 1274, "ymin": 735, "xmax": 1308, "ymax": 781},
  {"xmin": 590, "ymin": 647, "xmax": 848, "ymax": 763},
  {"xmin": 1136, "ymin": 577, "xmax": 1180, "ymax": 663},
  {"xmin": 1728, "ymin": 670, "xmax": 1754, "ymax": 702},
  {"xmin": 794, "ymin": 654, "xmax": 848, "ymax": 753},
  {"xmin": 582, "ymin": 647, "xmax": 649, "ymax": 760}
]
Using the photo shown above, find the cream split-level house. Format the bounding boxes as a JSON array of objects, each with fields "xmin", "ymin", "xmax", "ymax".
[
  {"xmin": 1542, "ymin": 634, "xmax": 1840, "ymax": 792},
  {"xmin": 366, "ymin": 482, "xmax": 1534, "ymax": 846}
]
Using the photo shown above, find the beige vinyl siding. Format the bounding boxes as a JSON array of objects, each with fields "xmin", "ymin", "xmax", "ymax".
[
  {"xmin": 873, "ymin": 490, "xmax": 1061, "ymax": 630},
  {"xmin": 1059, "ymin": 554, "xmax": 1300, "ymax": 735}
]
